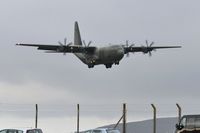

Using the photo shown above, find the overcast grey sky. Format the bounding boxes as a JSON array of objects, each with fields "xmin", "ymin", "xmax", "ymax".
[{"xmin": 0, "ymin": 0, "xmax": 200, "ymax": 132}]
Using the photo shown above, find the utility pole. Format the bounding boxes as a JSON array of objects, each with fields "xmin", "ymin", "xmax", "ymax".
[
  {"xmin": 35, "ymin": 104, "xmax": 38, "ymax": 128},
  {"xmin": 151, "ymin": 104, "xmax": 156, "ymax": 133},
  {"xmin": 123, "ymin": 103, "xmax": 126, "ymax": 133},
  {"xmin": 176, "ymin": 103, "xmax": 182, "ymax": 122},
  {"xmin": 77, "ymin": 104, "xmax": 80, "ymax": 133}
]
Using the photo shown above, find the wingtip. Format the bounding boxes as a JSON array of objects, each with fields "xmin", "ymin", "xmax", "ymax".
[{"xmin": 16, "ymin": 43, "xmax": 20, "ymax": 46}]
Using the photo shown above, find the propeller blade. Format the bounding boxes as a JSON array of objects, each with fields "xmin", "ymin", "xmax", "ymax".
[
  {"xmin": 149, "ymin": 51, "xmax": 152, "ymax": 57},
  {"xmin": 67, "ymin": 42, "xmax": 72, "ymax": 46},
  {"xmin": 88, "ymin": 41, "xmax": 92, "ymax": 47},
  {"xmin": 83, "ymin": 40, "xmax": 86, "ymax": 47},
  {"xmin": 150, "ymin": 41, "xmax": 154, "ymax": 47},
  {"xmin": 130, "ymin": 44, "xmax": 135, "ymax": 47},
  {"xmin": 146, "ymin": 40, "xmax": 148, "ymax": 46},
  {"xmin": 58, "ymin": 41, "xmax": 63, "ymax": 46},
  {"xmin": 126, "ymin": 40, "xmax": 129, "ymax": 47},
  {"xmin": 64, "ymin": 38, "xmax": 67, "ymax": 45}
]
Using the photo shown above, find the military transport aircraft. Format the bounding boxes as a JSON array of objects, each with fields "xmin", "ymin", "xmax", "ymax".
[{"xmin": 16, "ymin": 21, "xmax": 181, "ymax": 68}]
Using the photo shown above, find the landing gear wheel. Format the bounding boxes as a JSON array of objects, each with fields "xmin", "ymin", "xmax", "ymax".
[
  {"xmin": 88, "ymin": 64, "xmax": 94, "ymax": 68},
  {"xmin": 105, "ymin": 64, "xmax": 112, "ymax": 68}
]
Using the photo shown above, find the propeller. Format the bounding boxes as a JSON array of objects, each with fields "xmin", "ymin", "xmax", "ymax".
[
  {"xmin": 58, "ymin": 38, "xmax": 67, "ymax": 46},
  {"xmin": 145, "ymin": 40, "xmax": 155, "ymax": 56},
  {"xmin": 126, "ymin": 40, "xmax": 135, "ymax": 47},
  {"xmin": 83, "ymin": 40, "xmax": 92, "ymax": 47},
  {"xmin": 58, "ymin": 38, "xmax": 72, "ymax": 55},
  {"xmin": 125, "ymin": 40, "xmax": 135, "ymax": 57},
  {"xmin": 145, "ymin": 40, "xmax": 154, "ymax": 47}
]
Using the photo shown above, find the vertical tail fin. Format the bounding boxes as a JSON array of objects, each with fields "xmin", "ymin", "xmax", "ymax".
[{"xmin": 74, "ymin": 21, "xmax": 82, "ymax": 45}]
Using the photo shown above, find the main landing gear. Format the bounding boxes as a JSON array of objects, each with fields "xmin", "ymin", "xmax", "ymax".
[
  {"xmin": 87, "ymin": 61, "xmax": 119, "ymax": 69},
  {"xmin": 105, "ymin": 61, "xmax": 120, "ymax": 68},
  {"xmin": 105, "ymin": 64, "xmax": 112, "ymax": 68},
  {"xmin": 88, "ymin": 64, "xmax": 94, "ymax": 68}
]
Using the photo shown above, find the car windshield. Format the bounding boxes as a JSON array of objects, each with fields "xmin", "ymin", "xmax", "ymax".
[
  {"xmin": 107, "ymin": 130, "xmax": 120, "ymax": 133},
  {"xmin": 92, "ymin": 130, "xmax": 103, "ymax": 133}
]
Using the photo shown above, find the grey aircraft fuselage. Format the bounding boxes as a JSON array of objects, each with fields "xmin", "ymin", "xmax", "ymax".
[{"xmin": 74, "ymin": 45, "xmax": 124, "ymax": 68}]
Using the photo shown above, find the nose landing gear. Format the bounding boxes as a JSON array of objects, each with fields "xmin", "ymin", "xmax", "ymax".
[
  {"xmin": 88, "ymin": 60, "xmax": 95, "ymax": 68},
  {"xmin": 115, "ymin": 61, "xmax": 119, "ymax": 65}
]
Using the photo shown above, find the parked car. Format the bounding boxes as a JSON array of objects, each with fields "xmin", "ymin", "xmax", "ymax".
[
  {"xmin": 81, "ymin": 128, "xmax": 120, "ymax": 133},
  {"xmin": 25, "ymin": 129, "xmax": 43, "ymax": 133},
  {"xmin": 0, "ymin": 129, "xmax": 23, "ymax": 133},
  {"xmin": 175, "ymin": 114, "xmax": 200, "ymax": 133},
  {"xmin": 0, "ymin": 129, "xmax": 43, "ymax": 133}
]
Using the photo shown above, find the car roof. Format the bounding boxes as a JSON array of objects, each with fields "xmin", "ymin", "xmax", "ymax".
[
  {"xmin": 182, "ymin": 115, "xmax": 200, "ymax": 118},
  {"xmin": 0, "ymin": 129, "xmax": 23, "ymax": 131}
]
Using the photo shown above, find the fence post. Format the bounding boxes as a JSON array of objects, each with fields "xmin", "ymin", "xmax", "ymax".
[
  {"xmin": 176, "ymin": 103, "xmax": 182, "ymax": 122},
  {"xmin": 151, "ymin": 104, "xmax": 156, "ymax": 133},
  {"xmin": 123, "ymin": 103, "xmax": 127, "ymax": 133},
  {"xmin": 77, "ymin": 104, "xmax": 80, "ymax": 133},
  {"xmin": 35, "ymin": 104, "xmax": 38, "ymax": 128}
]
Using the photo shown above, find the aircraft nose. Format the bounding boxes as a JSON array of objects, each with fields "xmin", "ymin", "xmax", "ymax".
[
  {"xmin": 118, "ymin": 48, "xmax": 124, "ymax": 54},
  {"xmin": 117, "ymin": 49, "xmax": 124, "ymax": 58}
]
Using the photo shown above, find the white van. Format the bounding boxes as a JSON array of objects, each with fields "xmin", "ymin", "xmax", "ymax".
[{"xmin": 0, "ymin": 129, "xmax": 43, "ymax": 133}]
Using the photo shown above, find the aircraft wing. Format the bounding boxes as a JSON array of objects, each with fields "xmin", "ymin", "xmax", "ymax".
[
  {"xmin": 16, "ymin": 43, "xmax": 96, "ymax": 53},
  {"xmin": 124, "ymin": 45, "xmax": 181, "ymax": 56}
]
